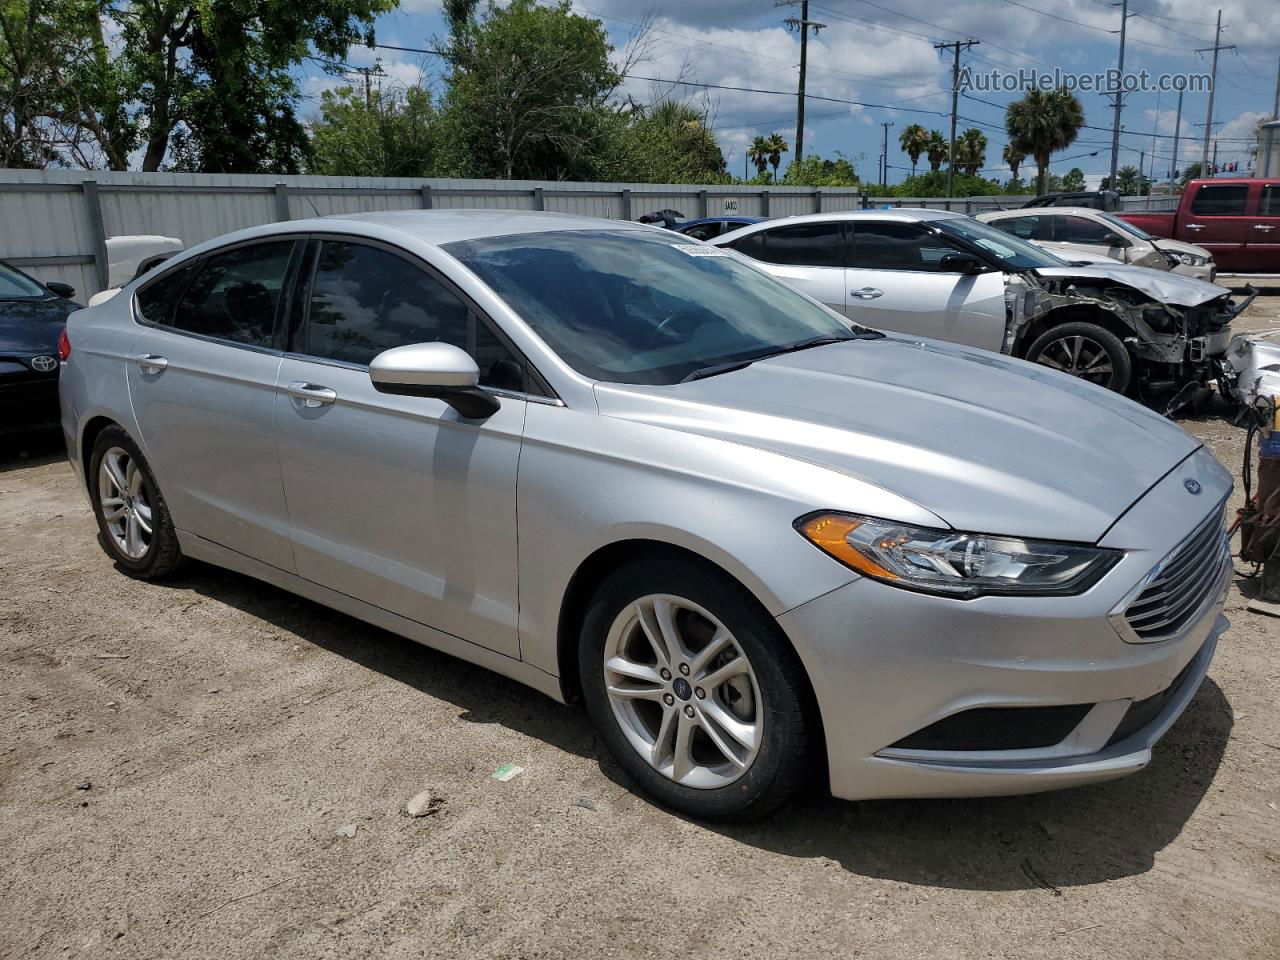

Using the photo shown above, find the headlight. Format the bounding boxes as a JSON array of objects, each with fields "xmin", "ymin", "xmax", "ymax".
[
  {"xmin": 1171, "ymin": 251, "xmax": 1208, "ymax": 267},
  {"xmin": 797, "ymin": 513, "xmax": 1121, "ymax": 599}
]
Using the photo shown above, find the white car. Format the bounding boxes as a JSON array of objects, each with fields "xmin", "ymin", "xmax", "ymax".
[
  {"xmin": 977, "ymin": 207, "xmax": 1216, "ymax": 282},
  {"xmin": 711, "ymin": 210, "xmax": 1244, "ymax": 398}
]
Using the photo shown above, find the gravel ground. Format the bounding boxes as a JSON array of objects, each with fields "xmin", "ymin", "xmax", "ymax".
[{"xmin": 2, "ymin": 296, "xmax": 1279, "ymax": 960}]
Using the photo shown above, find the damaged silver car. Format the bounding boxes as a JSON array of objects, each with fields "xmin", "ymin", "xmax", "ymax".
[{"xmin": 712, "ymin": 210, "xmax": 1253, "ymax": 406}]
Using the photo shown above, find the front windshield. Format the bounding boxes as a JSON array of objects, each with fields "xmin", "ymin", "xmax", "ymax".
[
  {"xmin": 1097, "ymin": 210, "xmax": 1152, "ymax": 240},
  {"xmin": 0, "ymin": 262, "xmax": 48, "ymax": 299},
  {"xmin": 446, "ymin": 229, "xmax": 864, "ymax": 385},
  {"xmin": 934, "ymin": 217, "xmax": 1066, "ymax": 270}
]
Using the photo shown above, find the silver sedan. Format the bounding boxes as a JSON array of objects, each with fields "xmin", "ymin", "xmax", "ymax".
[{"xmin": 59, "ymin": 210, "xmax": 1231, "ymax": 819}]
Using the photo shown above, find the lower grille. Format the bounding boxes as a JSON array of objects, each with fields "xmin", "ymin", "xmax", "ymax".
[
  {"xmin": 888, "ymin": 703, "xmax": 1094, "ymax": 752},
  {"xmin": 1123, "ymin": 503, "xmax": 1228, "ymax": 643}
]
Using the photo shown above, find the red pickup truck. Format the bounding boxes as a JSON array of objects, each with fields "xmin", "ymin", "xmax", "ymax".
[{"xmin": 1118, "ymin": 178, "xmax": 1280, "ymax": 273}]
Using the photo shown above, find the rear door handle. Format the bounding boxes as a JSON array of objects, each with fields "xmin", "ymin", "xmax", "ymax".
[
  {"xmin": 851, "ymin": 287, "xmax": 884, "ymax": 300},
  {"xmin": 1254, "ymin": 224, "xmax": 1276, "ymax": 231},
  {"xmin": 132, "ymin": 353, "xmax": 168, "ymax": 373},
  {"xmin": 286, "ymin": 381, "xmax": 337, "ymax": 407},
  {"xmin": 1185, "ymin": 223, "xmax": 1204, "ymax": 231}
]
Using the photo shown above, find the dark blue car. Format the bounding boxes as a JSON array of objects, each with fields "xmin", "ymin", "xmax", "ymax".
[
  {"xmin": 673, "ymin": 217, "xmax": 763, "ymax": 241},
  {"xmin": 0, "ymin": 260, "xmax": 78, "ymax": 427}
]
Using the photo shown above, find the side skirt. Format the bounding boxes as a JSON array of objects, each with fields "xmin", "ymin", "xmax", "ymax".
[{"xmin": 178, "ymin": 530, "xmax": 567, "ymax": 704}]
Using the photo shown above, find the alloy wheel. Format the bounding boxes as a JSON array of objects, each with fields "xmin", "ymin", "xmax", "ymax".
[
  {"xmin": 603, "ymin": 594, "xmax": 763, "ymax": 789},
  {"xmin": 1033, "ymin": 334, "xmax": 1115, "ymax": 386},
  {"xmin": 97, "ymin": 446, "xmax": 154, "ymax": 560}
]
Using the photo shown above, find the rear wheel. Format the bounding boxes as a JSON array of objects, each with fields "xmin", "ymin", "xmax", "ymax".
[
  {"xmin": 1025, "ymin": 320, "xmax": 1131, "ymax": 394},
  {"xmin": 89, "ymin": 426, "xmax": 183, "ymax": 579},
  {"xmin": 579, "ymin": 556, "xmax": 816, "ymax": 820}
]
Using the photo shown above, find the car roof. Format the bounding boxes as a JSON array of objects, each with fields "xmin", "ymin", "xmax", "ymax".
[
  {"xmin": 325, "ymin": 208, "xmax": 655, "ymax": 244},
  {"xmin": 981, "ymin": 206, "xmax": 1108, "ymax": 219},
  {"xmin": 679, "ymin": 217, "xmax": 763, "ymax": 226}
]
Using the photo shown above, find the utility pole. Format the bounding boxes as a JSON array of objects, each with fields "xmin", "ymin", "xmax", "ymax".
[
  {"xmin": 1198, "ymin": 11, "xmax": 1233, "ymax": 182},
  {"xmin": 1170, "ymin": 89, "xmax": 1183, "ymax": 180},
  {"xmin": 1108, "ymin": 0, "xmax": 1129, "ymax": 187},
  {"xmin": 1273, "ymin": 57, "xmax": 1279, "ymax": 120},
  {"xmin": 1212, "ymin": 140, "xmax": 1219, "ymax": 176},
  {"xmin": 880, "ymin": 122, "xmax": 894, "ymax": 188},
  {"xmin": 935, "ymin": 39, "xmax": 979, "ymax": 198},
  {"xmin": 780, "ymin": 1, "xmax": 825, "ymax": 164},
  {"xmin": 1149, "ymin": 90, "xmax": 1160, "ymax": 183}
]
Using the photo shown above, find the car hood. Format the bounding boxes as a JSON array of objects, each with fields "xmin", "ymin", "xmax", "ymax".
[
  {"xmin": 0, "ymin": 297, "xmax": 71, "ymax": 355},
  {"xmin": 1152, "ymin": 237, "xmax": 1212, "ymax": 259},
  {"xmin": 1032, "ymin": 264, "xmax": 1229, "ymax": 306},
  {"xmin": 593, "ymin": 336, "xmax": 1200, "ymax": 543}
]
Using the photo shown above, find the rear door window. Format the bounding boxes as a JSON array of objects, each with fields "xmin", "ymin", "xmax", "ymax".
[
  {"xmin": 1052, "ymin": 216, "xmax": 1123, "ymax": 246},
  {"xmin": 988, "ymin": 216, "xmax": 1044, "ymax": 241},
  {"xmin": 172, "ymin": 242, "xmax": 295, "ymax": 347},
  {"xmin": 680, "ymin": 223, "xmax": 721, "ymax": 241},
  {"xmin": 1190, "ymin": 184, "xmax": 1248, "ymax": 216},
  {"xmin": 755, "ymin": 223, "xmax": 842, "ymax": 267}
]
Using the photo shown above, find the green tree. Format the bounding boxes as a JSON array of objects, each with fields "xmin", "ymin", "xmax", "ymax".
[
  {"xmin": 782, "ymin": 153, "xmax": 858, "ymax": 186},
  {"xmin": 898, "ymin": 123, "xmax": 929, "ymax": 177},
  {"xmin": 1114, "ymin": 165, "xmax": 1141, "ymax": 194},
  {"xmin": 1178, "ymin": 161, "xmax": 1203, "ymax": 187},
  {"xmin": 1060, "ymin": 166, "xmax": 1086, "ymax": 192},
  {"xmin": 1005, "ymin": 87, "xmax": 1085, "ymax": 195},
  {"xmin": 434, "ymin": 0, "xmax": 619, "ymax": 180},
  {"xmin": 764, "ymin": 132, "xmax": 788, "ymax": 183},
  {"xmin": 1001, "ymin": 143, "xmax": 1025, "ymax": 180},
  {"xmin": 925, "ymin": 129, "xmax": 948, "ymax": 172},
  {"xmin": 746, "ymin": 136, "xmax": 771, "ymax": 179},
  {"xmin": 309, "ymin": 83, "xmax": 436, "ymax": 177},
  {"xmin": 589, "ymin": 99, "xmax": 726, "ymax": 183},
  {"xmin": 953, "ymin": 127, "xmax": 986, "ymax": 176},
  {"xmin": 891, "ymin": 170, "xmax": 1006, "ymax": 198}
]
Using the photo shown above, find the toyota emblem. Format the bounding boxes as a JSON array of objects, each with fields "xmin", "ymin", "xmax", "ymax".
[
  {"xmin": 30, "ymin": 355, "xmax": 57, "ymax": 373},
  {"xmin": 1184, "ymin": 479, "xmax": 1202, "ymax": 496}
]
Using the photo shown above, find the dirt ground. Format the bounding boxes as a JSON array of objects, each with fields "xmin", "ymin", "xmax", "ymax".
[{"xmin": 2, "ymin": 296, "xmax": 1279, "ymax": 960}]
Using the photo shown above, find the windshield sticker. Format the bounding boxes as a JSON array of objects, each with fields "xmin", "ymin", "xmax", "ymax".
[{"xmin": 674, "ymin": 244, "xmax": 730, "ymax": 256}]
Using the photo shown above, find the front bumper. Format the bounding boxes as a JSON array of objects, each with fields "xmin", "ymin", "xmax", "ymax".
[{"xmin": 778, "ymin": 445, "xmax": 1232, "ymax": 802}]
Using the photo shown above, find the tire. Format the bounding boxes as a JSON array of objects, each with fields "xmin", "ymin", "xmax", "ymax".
[
  {"xmin": 578, "ymin": 556, "xmax": 816, "ymax": 821},
  {"xmin": 88, "ymin": 426, "xmax": 184, "ymax": 579},
  {"xmin": 1025, "ymin": 320, "xmax": 1132, "ymax": 394}
]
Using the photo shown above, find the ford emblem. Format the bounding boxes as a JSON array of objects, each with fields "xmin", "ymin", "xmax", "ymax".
[{"xmin": 1184, "ymin": 479, "xmax": 1202, "ymax": 495}]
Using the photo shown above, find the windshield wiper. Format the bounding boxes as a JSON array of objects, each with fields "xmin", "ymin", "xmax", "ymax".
[{"xmin": 679, "ymin": 330, "xmax": 879, "ymax": 383}]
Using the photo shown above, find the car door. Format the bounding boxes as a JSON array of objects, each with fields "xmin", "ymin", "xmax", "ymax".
[
  {"xmin": 1247, "ymin": 182, "xmax": 1280, "ymax": 271},
  {"xmin": 1048, "ymin": 215, "xmax": 1145, "ymax": 265},
  {"xmin": 844, "ymin": 220, "xmax": 1007, "ymax": 351},
  {"xmin": 728, "ymin": 221, "xmax": 848, "ymax": 316},
  {"xmin": 126, "ymin": 239, "xmax": 300, "ymax": 571},
  {"xmin": 1181, "ymin": 183, "xmax": 1251, "ymax": 269},
  {"xmin": 274, "ymin": 237, "xmax": 530, "ymax": 658}
]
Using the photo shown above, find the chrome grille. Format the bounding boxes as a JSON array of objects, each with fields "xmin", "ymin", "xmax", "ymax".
[{"xmin": 1124, "ymin": 504, "xmax": 1229, "ymax": 642}]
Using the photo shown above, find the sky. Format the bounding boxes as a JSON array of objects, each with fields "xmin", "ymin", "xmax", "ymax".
[{"xmin": 295, "ymin": 0, "xmax": 1280, "ymax": 188}]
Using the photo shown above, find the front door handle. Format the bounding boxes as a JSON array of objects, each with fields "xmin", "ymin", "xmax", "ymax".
[
  {"xmin": 1254, "ymin": 224, "xmax": 1276, "ymax": 231},
  {"xmin": 286, "ymin": 381, "xmax": 337, "ymax": 407},
  {"xmin": 851, "ymin": 287, "xmax": 884, "ymax": 300},
  {"xmin": 1185, "ymin": 223, "xmax": 1205, "ymax": 231},
  {"xmin": 132, "ymin": 353, "xmax": 168, "ymax": 373}
]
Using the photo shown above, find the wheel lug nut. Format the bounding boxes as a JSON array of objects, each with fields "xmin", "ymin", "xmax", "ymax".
[
  {"xmin": 663, "ymin": 693, "xmax": 674, "ymax": 706},
  {"xmin": 660, "ymin": 668, "xmax": 672, "ymax": 681},
  {"xmin": 694, "ymin": 687, "xmax": 705, "ymax": 700},
  {"xmin": 683, "ymin": 705, "xmax": 695, "ymax": 718},
  {"xmin": 678, "ymin": 663, "xmax": 690, "ymax": 676}
]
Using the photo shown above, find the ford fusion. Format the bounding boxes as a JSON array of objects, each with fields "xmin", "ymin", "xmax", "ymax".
[{"xmin": 59, "ymin": 210, "xmax": 1231, "ymax": 820}]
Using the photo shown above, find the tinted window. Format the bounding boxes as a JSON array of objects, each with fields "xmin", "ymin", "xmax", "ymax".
[
  {"xmin": 446, "ymin": 230, "xmax": 863, "ymax": 386},
  {"xmin": 730, "ymin": 232, "xmax": 765, "ymax": 259},
  {"xmin": 680, "ymin": 223, "xmax": 721, "ymax": 241},
  {"xmin": 1261, "ymin": 185, "xmax": 1280, "ymax": 216},
  {"xmin": 1053, "ymin": 216, "xmax": 1123, "ymax": 246},
  {"xmin": 852, "ymin": 222, "xmax": 965, "ymax": 271},
  {"xmin": 136, "ymin": 263, "xmax": 197, "ymax": 326},
  {"xmin": 174, "ymin": 242, "xmax": 293, "ymax": 346},
  {"xmin": 757, "ymin": 223, "xmax": 841, "ymax": 267},
  {"xmin": 933, "ymin": 217, "xmax": 1064, "ymax": 269},
  {"xmin": 1190, "ymin": 184, "xmax": 1248, "ymax": 216},
  {"xmin": 301, "ymin": 241, "xmax": 524, "ymax": 391},
  {"xmin": 989, "ymin": 216, "xmax": 1044, "ymax": 240},
  {"xmin": 0, "ymin": 262, "xmax": 49, "ymax": 298}
]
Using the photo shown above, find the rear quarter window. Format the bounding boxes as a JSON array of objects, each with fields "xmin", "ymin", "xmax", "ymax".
[{"xmin": 134, "ymin": 263, "xmax": 197, "ymax": 326}]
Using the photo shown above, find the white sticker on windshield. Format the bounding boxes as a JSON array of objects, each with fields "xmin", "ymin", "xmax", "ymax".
[{"xmin": 674, "ymin": 244, "xmax": 729, "ymax": 256}]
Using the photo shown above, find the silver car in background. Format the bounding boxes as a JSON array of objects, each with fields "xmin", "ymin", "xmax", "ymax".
[
  {"xmin": 60, "ymin": 210, "xmax": 1230, "ymax": 820},
  {"xmin": 711, "ymin": 210, "xmax": 1244, "ymax": 401}
]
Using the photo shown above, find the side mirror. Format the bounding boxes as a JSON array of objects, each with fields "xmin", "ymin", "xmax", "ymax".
[
  {"xmin": 369, "ymin": 342, "xmax": 500, "ymax": 419},
  {"xmin": 46, "ymin": 281, "xmax": 76, "ymax": 299},
  {"xmin": 939, "ymin": 253, "xmax": 984, "ymax": 275}
]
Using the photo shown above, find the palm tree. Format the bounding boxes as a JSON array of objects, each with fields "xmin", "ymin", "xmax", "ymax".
[
  {"xmin": 954, "ymin": 128, "xmax": 987, "ymax": 176},
  {"xmin": 898, "ymin": 123, "xmax": 929, "ymax": 177},
  {"xmin": 747, "ymin": 136, "xmax": 771, "ymax": 179},
  {"xmin": 925, "ymin": 130, "xmax": 948, "ymax": 172},
  {"xmin": 765, "ymin": 132, "xmax": 789, "ymax": 183},
  {"xmin": 1002, "ymin": 143, "xmax": 1026, "ymax": 181},
  {"xmin": 1004, "ymin": 87, "xmax": 1085, "ymax": 195},
  {"xmin": 1115, "ymin": 165, "xmax": 1142, "ymax": 194}
]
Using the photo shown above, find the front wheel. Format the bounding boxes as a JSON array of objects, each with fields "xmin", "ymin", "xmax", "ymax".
[
  {"xmin": 578, "ymin": 557, "xmax": 816, "ymax": 820},
  {"xmin": 1025, "ymin": 321, "xmax": 1132, "ymax": 394}
]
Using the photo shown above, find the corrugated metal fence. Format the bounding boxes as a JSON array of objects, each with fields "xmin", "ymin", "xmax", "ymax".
[{"xmin": 0, "ymin": 169, "xmax": 1176, "ymax": 298}]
